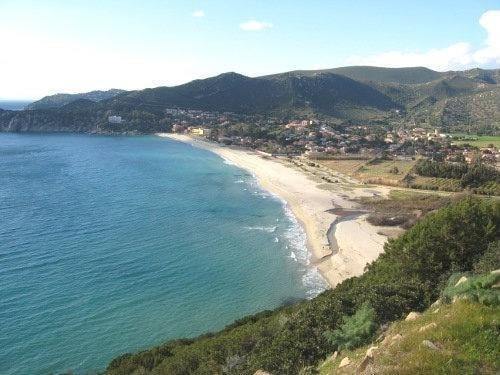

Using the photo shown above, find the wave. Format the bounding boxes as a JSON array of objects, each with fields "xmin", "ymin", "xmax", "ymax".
[
  {"xmin": 302, "ymin": 268, "xmax": 328, "ymax": 298},
  {"xmin": 244, "ymin": 226, "xmax": 277, "ymax": 233},
  {"xmin": 229, "ymin": 161, "xmax": 328, "ymax": 298},
  {"xmin": 281, "ymin": 204, "xmax": 328, "ymax": 298}
]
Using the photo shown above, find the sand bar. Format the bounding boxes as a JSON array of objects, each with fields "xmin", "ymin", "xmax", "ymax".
[{"xmin": 158, "ymin": 133, "xmax": 392, "ymax": 287}]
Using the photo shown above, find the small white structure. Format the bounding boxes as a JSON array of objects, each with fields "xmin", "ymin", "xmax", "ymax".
[{"xmin": 108, "ymin": 115, "xmax": 122, "ymax": 124}]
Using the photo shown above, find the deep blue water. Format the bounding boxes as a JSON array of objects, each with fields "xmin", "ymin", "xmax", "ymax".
[
  {"xmin": 0, "ymin": 100, "xmax": 32, "ymax": 110},
  {"xmin": 0, "ymin": 133, "xmax": 325, "ymax": 374}
]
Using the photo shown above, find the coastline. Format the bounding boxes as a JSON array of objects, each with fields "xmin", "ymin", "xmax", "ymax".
[{"xmin": 158, "ymin": 133, "xmax": 392, "ymax": 288}]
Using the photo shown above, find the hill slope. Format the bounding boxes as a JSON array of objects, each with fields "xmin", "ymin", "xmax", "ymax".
[
  {"xmin": 319, "ymin": 298, "xmax": 499, "ymax": 374},
  {"xmin": 26, "ymin": 89, "xmax": 125, "ymax": 110},
  {"xmin": 104, "ymin": 72, "xmax": 399, "ymax": 118},
  {"xmin": 267, "ymin": 66, "xmax": 443, "ymax": 84}
]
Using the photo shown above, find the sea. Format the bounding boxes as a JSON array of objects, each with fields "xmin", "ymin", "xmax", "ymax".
[
  {"xmin": 0, "ymin": 133, "xmax": 326, "ymax": 374},
  {"xmin": 0, "ymin": 100, "xmax": 32, "ymax": 110}
]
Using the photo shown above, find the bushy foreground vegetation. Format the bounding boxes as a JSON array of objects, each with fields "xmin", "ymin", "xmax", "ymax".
[
  {"xmin": 107, "ymin": 197, "xmax": 499, "ymax": 374},
  {"xmin": 319, "ymin": 298, "xmax": 500, "ymax": 374}
]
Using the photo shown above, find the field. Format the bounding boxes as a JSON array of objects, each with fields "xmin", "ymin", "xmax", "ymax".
[
  {"xmin": 451, "ymin": 135, "xmax": 500, "ymax": 148},
  {"xmin": 315, "ymin": 159, "xmax": 368, "ymax": 176},
  {"xmin": 356, "ymin": 159, "xmax": 416, "ymax": 184},
  {"xmin": 311, "ymin": 156, "xmax": 499, "ymax": 194},
  {"xmin": 317, "ymin": 158, "xmax": 417, "ymax": 186},
  {"xmin": 408, "ymin": 175, "xmax": 463, "ymax": 192}
]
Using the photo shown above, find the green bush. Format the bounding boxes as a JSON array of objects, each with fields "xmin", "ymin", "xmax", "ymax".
[
  {"xmin": 323, "ymin": 303, "xmax": 376, "ymax": 350},
  {"xmin": 474, "ymin": 240, "xmax": 500, "ymax": 274},
  {"xmin": 441, "ymin": 272, "xmax": 500, "ymax": 306}
]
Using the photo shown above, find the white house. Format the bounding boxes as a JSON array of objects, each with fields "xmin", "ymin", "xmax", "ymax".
[{"xmin": 108, "ymin": 115, "xmax": 122, "ymax": 124}]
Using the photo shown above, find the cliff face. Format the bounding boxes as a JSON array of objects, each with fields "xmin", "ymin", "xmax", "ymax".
[
  {"xmin": 0, "ymin": 109, "xmax": 100, "ymax": 133},
  {"xmin": 0, "ymin": 107, "xmax": 172, "ymax": 135}
]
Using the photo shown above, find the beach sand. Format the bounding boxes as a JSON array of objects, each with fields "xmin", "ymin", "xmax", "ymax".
[{"xmin": 158, "ymin": 133, "xmax": 392, "ymax": 288}]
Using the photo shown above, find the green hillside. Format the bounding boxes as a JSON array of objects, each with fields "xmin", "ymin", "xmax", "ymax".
[
  {"xmin": 265, "ymin": 66, "xmax": 443, "ymax": 84},
  {"xmin": 104, "ymin": 72, "xmax": 399, "ymax": 118},
  {"xmin": 319, "ymin": 298, "xmax": 499, "ymax": 374}
]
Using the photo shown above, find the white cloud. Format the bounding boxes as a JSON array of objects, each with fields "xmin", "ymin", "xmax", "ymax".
[
  {"xmin": 239, "ymin": 20, "xmax": 273, "ymax": 31},
  {"xmin": 473, "ymin": 10, "xmax": 500, "ymax": 65},
  {"xmin": 192, "ymin": 10, "xmax": 205, "ymax": 18},
  {"xmin": 347, "ymin": 10, "xmax": 500, "ymax": 71}
]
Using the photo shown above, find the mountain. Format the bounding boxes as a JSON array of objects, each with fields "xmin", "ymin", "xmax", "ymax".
[
  {"xmin": 1, "ymin": 66, "xmax": 499, "ymax": 134},
  {"xmin": 367, "ymin": 69, "xmax": 500, "ymax": 131},
  {"xmin": 26, "ymin": 89, "xmax": 126, "ymax": 110},
  {"xmin": 104, "ymin": 71, "xmax": 398, "ymax": 118},
  {"xmin": 266, "ymin": 66, "xmax": 443, "ymax": 84}
]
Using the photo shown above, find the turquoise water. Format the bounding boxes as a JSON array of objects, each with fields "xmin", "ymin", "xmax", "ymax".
[{"xmin": 0, "ymin": 133, "xmax": 326, "ymax": 374}]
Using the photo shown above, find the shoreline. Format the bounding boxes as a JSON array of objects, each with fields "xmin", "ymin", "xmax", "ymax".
[{"xmin": 158, "ymin": 133, "xmax": 392, "ymax": 288}]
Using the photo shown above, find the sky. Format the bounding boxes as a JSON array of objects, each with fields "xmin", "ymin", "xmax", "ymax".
[{"xmin": 1, "ymin": 0, "xmax": 500, "ymax": 99}]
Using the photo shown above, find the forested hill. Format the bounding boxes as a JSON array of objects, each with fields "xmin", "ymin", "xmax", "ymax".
[
  {"xmin": 104, "ymin": 71, "xmax": 398, "ymax": 117},
  {"xmin": 1, "ymin": 66, "xmax": 499, "ymax": 134}
]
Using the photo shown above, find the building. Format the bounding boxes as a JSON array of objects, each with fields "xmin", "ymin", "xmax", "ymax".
[
  {"xmin": 108, "ymin": 115, "xmax": 122, "ymax": 124},
  {"xmin": 189, "ymin": 127, "xmax": 212, "ymax": 137}
]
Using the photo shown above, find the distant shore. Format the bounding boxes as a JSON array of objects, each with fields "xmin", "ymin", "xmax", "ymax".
[{"xmin": 158, "ymin": 133, "xmax": 392, "ymax": 287}]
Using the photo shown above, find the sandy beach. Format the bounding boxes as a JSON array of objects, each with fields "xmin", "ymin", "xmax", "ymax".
[{"xmin": 158, "ymin": 133, "xmax": 393, "ymax": 287}]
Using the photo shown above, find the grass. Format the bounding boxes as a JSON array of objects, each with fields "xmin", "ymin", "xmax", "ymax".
[
  {"xmin": 356, "ymin": 159, "xmax": 416, "ymax": 184},
  {"xmin": 317, "ymin": 158, "xmax": 417, "ymax": 185},
  {"xmin": 451, "ymin": 135, "xmax": 500, "ymax": 148},
  {"xmin": 317, "ymin": 159, "xmax": 368, "ymax": 177},
  {"xmin": 319, "ymin": 300, "xmax": 500, "ymax": 374}
]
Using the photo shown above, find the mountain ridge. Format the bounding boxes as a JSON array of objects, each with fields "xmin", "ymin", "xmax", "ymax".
[
  {"xmin": 26, "ymin": 89, "xmax": 126, "ymax": 110},
  {"xmin": 3, "ymin": 66, "xmax": 499, "ymax": 134}
]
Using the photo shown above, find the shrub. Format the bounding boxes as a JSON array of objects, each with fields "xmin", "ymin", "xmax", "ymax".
[
  {"xmin": 473, "ymin": 241, "xmax": 500, "ymax": 274},
  {"xmin": 441, "ymin": 272, "xmax": 500, "ymax": 306},
  {"xmin": 323, "ymin": 303, "xmax": 376, "ymax": 351}
]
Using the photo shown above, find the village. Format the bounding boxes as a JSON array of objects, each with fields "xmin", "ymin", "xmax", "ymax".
[{"xmin": 163, "ymin": 108, "xmax": 500, "ymax": 168}]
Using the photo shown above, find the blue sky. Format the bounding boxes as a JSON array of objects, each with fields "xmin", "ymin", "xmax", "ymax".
[{"xmin": 1, "ymin": 0, "xmax": 499, "ymax": 99}]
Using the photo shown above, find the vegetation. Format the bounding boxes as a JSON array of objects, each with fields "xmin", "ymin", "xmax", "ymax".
[
  {"xmin": 2, "ymin": 66, "xmax": 499, "ymax": 133},
  {"xmin": 441, "ymin": 272, "xmax": 500, "ymax": 306},
  {"xmin": 452, "ymin": 135, "xmax": 500, "ymax": 148},
  {"xmin": 106, "ymin": 197, "xmax": 499, "ymax": 374},
  {"xmin": 319, "ymin": 299, "xmax": 500, "ymax": 374},
  {"xmin": 360, "ymin": 190, "xmax": 454, "ymax": 228},
  {"xmin": 323, "ymin": 303, "xmax": 377, "ymax": 351},
  {"xmin": 414, "ymin": 160, "xmax": 500, "ymax": 195}
]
